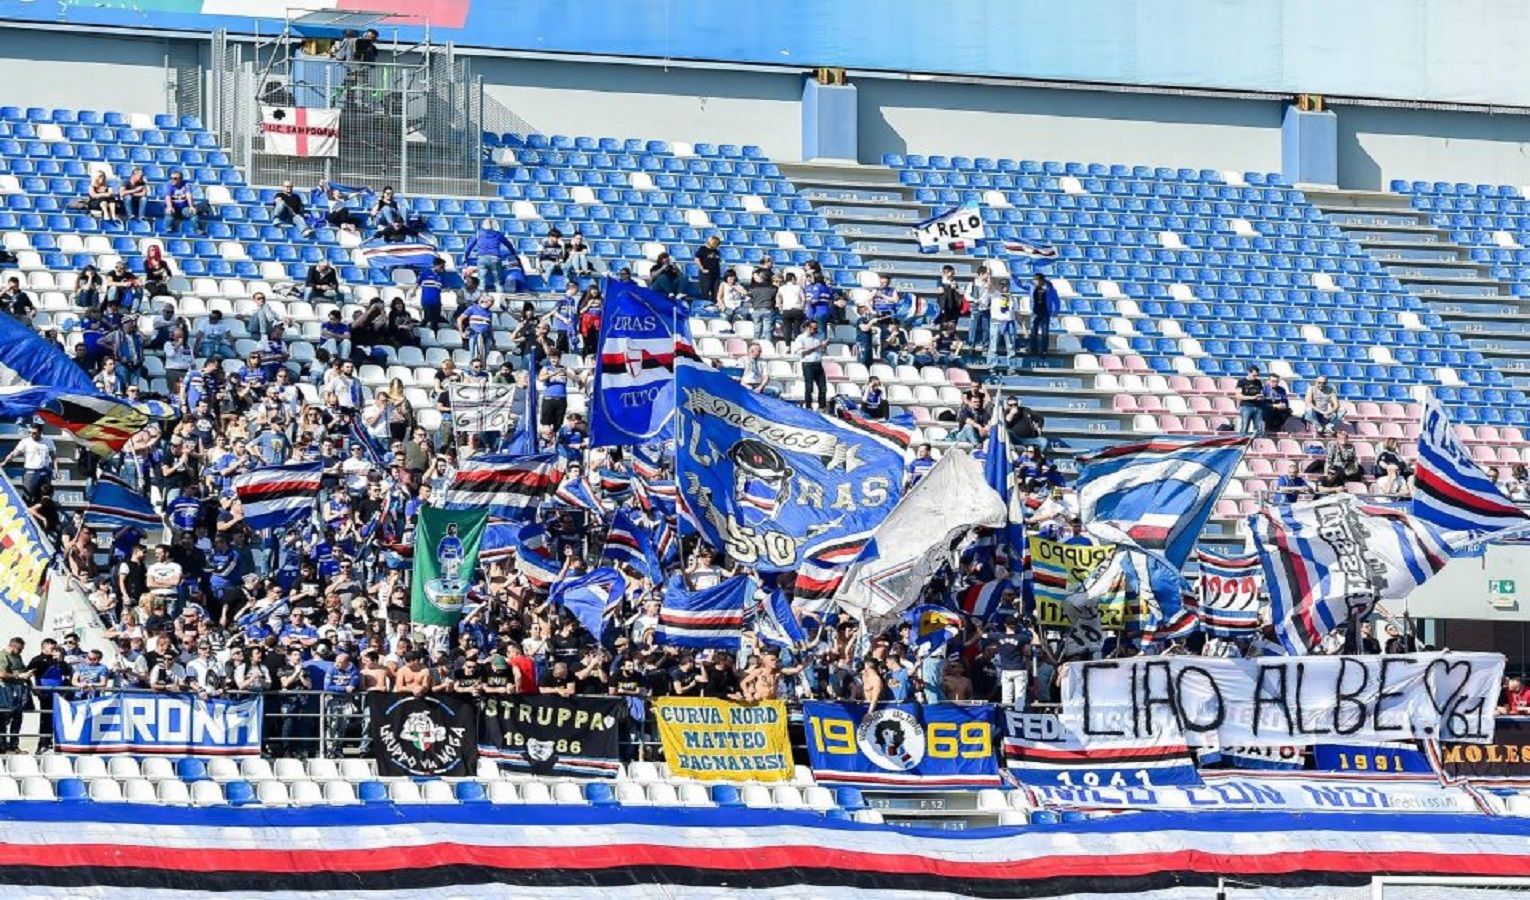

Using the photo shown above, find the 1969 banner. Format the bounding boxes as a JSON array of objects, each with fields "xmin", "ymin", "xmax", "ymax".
[{"xmin": 802, "ymin": 701, "xmax": 1001, "ymax": 789}]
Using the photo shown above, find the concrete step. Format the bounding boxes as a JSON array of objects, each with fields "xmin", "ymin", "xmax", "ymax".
[
  {"xmin": 797, "ymin": 186, "xmax": 907, "ymax": 205},
  {"xmin": 1404, "ymin": 281, "xmax": 1508, "ymax": 299},
  {"xmin": 1344, "ymin": 228, "xmax": 1451, "ymax": 245},
  {"xmin": 1385, "ymin": 263, "xmax": 1493, "ymax": 280},
  {"xmin": 1306, "ymin": 190, "xmax": 1416, "ymax": 211},
  {"xmin": 1323, "ymin": 210, "xmax": 1432, "ymax": 229},
  {"xmin": 1364, "ymin": 245, "xmax": 1470, "ymax": 264},
  {"xmin": 817, "ymin": 204, "xmax": 924, "ymax": 223}
]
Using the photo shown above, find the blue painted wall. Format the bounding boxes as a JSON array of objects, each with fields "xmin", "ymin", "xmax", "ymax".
[{"xmin": 8, "ymin": 0, "xmax": 1530, "ymax": 108}]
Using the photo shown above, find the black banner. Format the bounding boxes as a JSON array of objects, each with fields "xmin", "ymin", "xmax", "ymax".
[
  {"xmin": 1436, "ymin": 716, "xmax": 1530, "ymax": 781},
  {"xmin": 478, "ymin": 695, "xmax": 625, "ymax": 779},
  {"xmin": 369, "ymin": 693, "xmax": 479, "ymax": 777}
]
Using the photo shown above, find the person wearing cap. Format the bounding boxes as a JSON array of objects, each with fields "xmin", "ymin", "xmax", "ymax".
[{"xmin": 4, "ymin": 422, "xmax": 55, "ymax": 504}]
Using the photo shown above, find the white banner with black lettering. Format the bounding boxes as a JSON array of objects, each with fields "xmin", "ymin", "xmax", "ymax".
[
  {"xmin": 1060, "ymin": 652, "xmax": 1504, "ymax": 748},
  {"xmin": 448, "ymin": 382, "xmax": 522, "ymax": 433},
  {"xmin": 913, "ymin": 206, "xmax": 986, "ymax": 253},
  {"xmin": 1029, "ymin": 773, "xmax": 1484, "ymax": 815},
  {"xmin": 260, "ymin": 106, "xmax": 340, "ymax": 157},
  {"xmin": 54, "ymin": 692, "xmax": 263, "ymax": 755}
]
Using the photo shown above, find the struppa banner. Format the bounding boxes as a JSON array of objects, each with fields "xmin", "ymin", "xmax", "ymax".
[
  {"xmin": 55, "ymin": 693, "xmax": 262, "ymax": 755},
  {"xmin": 478, "ymin": 695, "xmax": 625, "ymax": 779},
  {"xmin": 654, "ymin": 697, "xmax": 792, "ymax": 782}
]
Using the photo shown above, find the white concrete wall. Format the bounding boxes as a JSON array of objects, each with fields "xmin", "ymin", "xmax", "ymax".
[
  {"xmin": 856, "ymin": 79, "xmax": 1285, "ymax": 173},
  {"xmin": 0, "ymin": 28, "xmax": 176, "ymax": 115},
  {"xmin": 1337, "ymin": 105, "xmax": 1530, "ymax": 191},
  {"xmin": 475, "ymin": 57, "xmax": 804, "ymax": 160}
]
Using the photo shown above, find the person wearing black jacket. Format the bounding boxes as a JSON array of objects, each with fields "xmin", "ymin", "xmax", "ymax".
[
  {"xmin": 935, "ymin": 265, "xmax": 963, "ymax": 325},
  {"xmin": 1003, "ymin": 396, "xmax": 1050, "ymax": 454}
]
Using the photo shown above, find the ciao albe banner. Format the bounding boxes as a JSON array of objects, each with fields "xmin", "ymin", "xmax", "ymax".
[
  {"xmin": 654, "ymin": 697, "xmax": 792, "ymax": 782},
  {"xmin": 370, "ymin": 693, "xmax": 478, "ymax": 777},
  {"xmin": 478, "ymin": 695, "xmax": 625, "ymax": 779},
  {"xmin": 55, "ymin": 693, "xmax": 263, "ymax": 756},
  {"xmin": 1060, "ymin": 652, "xmax": 1505, "ymax": 748},
  {"xmin": 803, "ymin": 701, "xmax": 1001, "ymax": 788}
]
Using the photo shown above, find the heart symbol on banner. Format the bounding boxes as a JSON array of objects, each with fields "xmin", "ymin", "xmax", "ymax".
[{"xmin": 1424, "ymin": 658, "xmax": 1473, "ymax": 717}]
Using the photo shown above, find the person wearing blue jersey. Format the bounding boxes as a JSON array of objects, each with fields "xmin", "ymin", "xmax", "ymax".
[
  {"xmin": 539, "ymin": 358, "xmax": 570, "ymax": 432},
  {"xmin": 457, "ymin": 292, "xmax": 497, "ymax": 365},
  {"xmin": 904, "ymin": 444, "xmax": 936, "ymax": 489},
  {"xmin": 415, "ymin": 257, "xmax": 447, "ymax": 328},
  {"xmin": 462, "ymin": 218, "xmax": 526, "ymax": 296}
]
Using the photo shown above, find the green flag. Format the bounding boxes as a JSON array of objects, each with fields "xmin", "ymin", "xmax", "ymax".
[{"xmin": 411, "ymin": 506, "xmax": 489, "ymax": 627}]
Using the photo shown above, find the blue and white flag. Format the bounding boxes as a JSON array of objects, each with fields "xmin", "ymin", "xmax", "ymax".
[
  {"xmin": 913, "ymin": 206, "xmax": 985, "ymax": 254},
  {"xmin": 439, "ymin": 453, "xmax": 561, "ymax": 523},
  {"xmin": 600, "ymin": 508, "xmax": 661, "ymax": 584},
  {"xmin": 676, "ymin": 363, "xmax": 905, "ymax": 571},
  {"xmin": 478, "ymin": 522, "xmax": 521, "ymax": 564},
  {"xmin": 1250, "ymin": 496, "xmax": 1453, "ymax": 655},
  {"xmin": 656, "ymin": 574, "xmax": 752, "ymax": 650},
  {"xmin": 553, "ymin": 473, "xmax": 602, "ymax": 512},
  {"xmin": 503, "ymin": 357, "xmax": 541, "ymax": 456},
  {"xmin": 1194, "ymin": 549, "xmax": 1264, "ymax": 638},
  {"xmin": 906, "ymin": 605, "xmax": 963, "ymax": 655},
  {"xmin": 550, "ymin": 567, "xmax": 627, "ymax": 647},
  {"xmin": 232, "ymin": 461, "xmax": 322, "ymax": 532},
  {"xmin": 983, "ymin": 408, "xmax": 1028, "ymax": 571},
  {"xmin": 1413, "ymin": 396, "xmax": 1529, "ymax": 537},
  {"xmin": 589, "ymin": 278, "xmax": 698, "ymax": 447},
  {"xmin": 755, "ymin": 587, "xmax": 806, "ymax": 650},
  {"xmin": 84, "ymin": 473, "xmax": 160, "ymax": 530},
  {"xmin": 1002, "ymin": 239, "xmax": 1059, "ymax": 262},
  {"xmin": 354, "ymin": 237, "xmax": 439, "ymax": 269},
  {"xmin": 511, "ymin": 523, "xmax": 561, "ymax": 587},
  {"xmin": 1076, "ymin": 436, "xmax": 1248, "ymax": 568}
]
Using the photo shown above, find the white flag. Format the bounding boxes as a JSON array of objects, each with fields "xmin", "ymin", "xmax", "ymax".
[
  {"xmin": 913, "ymin": 206, "xmax": 986, "ymax": 253},
  {"xmin": 260, "ymin": 106, "xmax": 340, "ymax": 158},
  {"xmin": 833, "ymin": 449, "xmax": 1007, "ymax": 628}
]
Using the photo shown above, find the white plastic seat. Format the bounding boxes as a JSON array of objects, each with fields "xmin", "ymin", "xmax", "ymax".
[
  {"xmin": 88, "ymin": 779, "xmax": 124, "ymax": 803},
  {"xmin": 191, "ymin": 781, "xmax": 225, "ymax": 806},
  {"xmin": 140, "ymin": 758, "xmax": 175, "ymax": 780},
  {"xmin": 40, "ymin": 756, "xmax": 75, "ymax": 778},
  {"xmin": 977, "ymin": 789, "xmax": 1008, "ymax": 811},
  {"xmin": 20, "ymin": 776, "xmax": 54, "ymax": 801},
  {"xmin": 740, "ymin": 785, "xmax": 774, "ymax": 808},
  {"xmin": 420, "ymin": 781, "xmax": 456, "ymax": 804},
  {"xmin": 206, "ymin": 758, "xmax": 241, "ymax": 782},
  {"xmin": 487, "ymin": 781, "xmax": 522, "ymax": 804},
  {"xmin": 0, "ymin": 776, "xmax": 18, "ymax": 801},
  {"xmin": 306, "ymin": 758, "xmax": 340, "ymax": 780},
  {"xmin": 256, "ymin": 781, "xmax": 290, "ymax": 806},
  {"xmin": 644, "ymin": 783, "xmax": 681, "ymax": 806},
  {"xmin": 803, "ymin": 786, "xmax": 836, "ymax": 810},
  {"xmin": 239, "ymin": 757, "xmax": 274, "ymax": 781},
  {"xmin": 74, "ymin": 757, "xmax": 109, "ymax": 780},
  {"xmin": 157, "ymin": 780, "xmax": 192, "ymax": 804},
  {"xmin": 271, "ymin": 758, "xmax": 306, "ymax": 781},
  {"xmin": 388, "ymin": 781, "xmax": 424, "ymax": 805},
  {"xmin": 6, "ymin": 756, "xmax": 39, "ymax": 778},
  {"xmin": 107, "ymin": 758, "xmax": 143, "ymax": 781},
  {"xmin": 615, "ymin": 782, "xmax": 650, "ymax": 806},
  {"xmin": 771, "ymin": 785, "xmax": 806, "ymax": 809},
  {"xmin": 676, "ymin": 783, "xmax": 714, "ymax": 807},
  {"xmin": 627, "ymin": 761, "xmax": 662, "ymax": 784},
  {"xmin": 322, "ymin": 780, "xmax": 359, "ymax": 805},
  {"xmin": 123, "ymin": 779, "xmax": 157, "ymax": 803},
  {"xmin": 551, "ymin": 781, "xmax": 586, "ymax": 805},
  {"xmin": 289, "ymin": 780, "xmax": 324, "ymax": 806}
]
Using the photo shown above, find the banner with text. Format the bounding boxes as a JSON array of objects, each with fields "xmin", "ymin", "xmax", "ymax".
[
  {"xmin": 913, "ymin": 206, "xmax": 986, "ymax": 253},
  {"xmin": 1433, "ymin": 716, "xmax": 1530, "ymax": 781},
  {"xmin": 370, "ymin": 693, "xmax": 478, "ymax": 777},
  {"xmin": 1312, "ymin": 742, "xmax": 1432, "ymax": 775},
  {"xmin": 478, "ymin": 694, "xmax": 624, "ymax": 779},
  {"xmin": 654, "ymin": 697, "xmax": 792, "ymax": 782},
  {"xmin": 999, "ymin": 709, "xmax": 1201, "ymax": 788},
  {"xmin": 803, "ymin": 701, "xmax": 1001, "ymax": 789},
  {"xmin": 1060, "ymin": 653, "xmax": 1505, "ymax": 748},
  {"xmin": 447, "ymin": 381, "xmax": 522, "ymax": 433},
  {"xmin": 1029, "ymin": 537, "xmax": 1122, "ymax": 630},
  {"xmin": 54, "ymin": 693, "xmax": 262, "ymax": 756},
  {"xmin": 1028, "ymin": 775, "xmax": 1483, "ymax": 815}
]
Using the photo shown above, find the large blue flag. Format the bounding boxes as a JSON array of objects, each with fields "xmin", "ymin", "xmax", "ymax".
[
  {"xmin": 0, "ymin": 313, "xmax": 159, "ymax": 453},
  {"xmin": 755, "ymin": 586, "xmax": 806, "ymax": 650},
  {"xmin": 676, "ymin": 363, "xmax": 904, "ymax": 570},
  {"xmin": 503, "ymin": 357, "xmax": 540, "ymax": 456},
  {"xmin": 655, "ymin": 574, "xmax": 752, "ymax": 650},
  {"xmin": 84, "ymin": 473, "xmax": 160, "ymax": 530},
  {"xmin": 982, "ymin": 408, "xmax": 1028, "ymax": 571},
  {"xmin": 549, "ymin": 567, "xmax": 627, "ymax": 647},
  {"xmin": 1412, "ymin": 396, "xmax": 1529, "ymax": 538},
  {"xmin": 1075, "ymin": 436, "xmax": 1247, "ymax": 569},
  {"xmin": 588, "ymin": 278, "xmax": 697, "ymax": 447}
]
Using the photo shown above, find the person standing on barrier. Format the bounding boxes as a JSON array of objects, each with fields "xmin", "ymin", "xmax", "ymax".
[
  {"xmin": 322, "ymin": 652, "xmax": 362, "ymax": 758},
  {"xmin": 0, "ymin": 638, "xmax": 27, "ymax": 753}
]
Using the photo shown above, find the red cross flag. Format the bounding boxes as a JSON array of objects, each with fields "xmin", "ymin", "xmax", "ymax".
[{"xmin": 260, "ymin": 106, "xmax": 341, "ymax": 158}]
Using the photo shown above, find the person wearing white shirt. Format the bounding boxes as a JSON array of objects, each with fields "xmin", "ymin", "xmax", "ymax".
[
  {"xmin": 966, "ymin": 267, "xmax": 994, "ymax": 346},
  {"xmin": 4, "ymin": 422, "xmax": 56, "ymax": 501},
  {"xmin": 987, "ymin": 288, "xmax": 1017, "ymax": 364},
  {"xmin": 738, "ymin": 342, "xmax": 779, "ymax": 397},
  {"xmin": 197, "ymin": 310, "xmax": 237, "ymax": 360},
  {"xmin": 341, "ymin": 444, "xmax": 374, "ymax": 497},
  {"xmin": 776, "ymin": 272, "xmax": 806, "ymax": 342},
  {"xmin": 791, "ymin": 321, "xmax": 829, "ymax": 411}
]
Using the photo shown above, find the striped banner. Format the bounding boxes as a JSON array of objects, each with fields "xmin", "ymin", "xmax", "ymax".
[
  {"xmin": 1413, "ymin": 396, "xmax": 1529, "ymax": 537},
  {"xmin": 655, "ymin": 575, "xmax": 752, "ymax": 650},
  {"xmin": 440, "ymin": 453, "xmax": 562, "ymax": 522},
  {"xmin": 1194, "ymin": 549, "xmax": 1264, "ymax": 637},
  {"xmin": 231, "ymin": 461, "xmax": 322, "ymax": 532}
]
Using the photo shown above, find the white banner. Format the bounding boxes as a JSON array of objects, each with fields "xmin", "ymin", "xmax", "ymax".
[
  {"xmin": 913, "ymin": 206, "xmax": 985, "ymax": 253},
  {"xmin": 1060, "ymin": 652, "xmax": 1504, "ymax": 747},
  {"xmin": 448, "ymin": 382, "xmax": 521, "ymax": 433},
  {"xmin": 260, "ymin": 106, "xmax": 340, "ymax": 157},
  {"xmin": 1030, "ymin": 774, "xmax": 1484, "ymax": 815}
]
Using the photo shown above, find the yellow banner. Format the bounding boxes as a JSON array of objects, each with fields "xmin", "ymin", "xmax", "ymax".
[
  {"xmin": 654, "ymin": 697, "xmax": 793, "ymax": 782},
  {"xmin": 1028, "ymin": 537, "xmax": 1125, "ymax": 630}
]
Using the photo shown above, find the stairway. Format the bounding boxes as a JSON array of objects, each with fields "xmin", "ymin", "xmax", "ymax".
[{"xmin": 1306, "ymin": 189, "xmax": 1530, "ymax": 389}]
